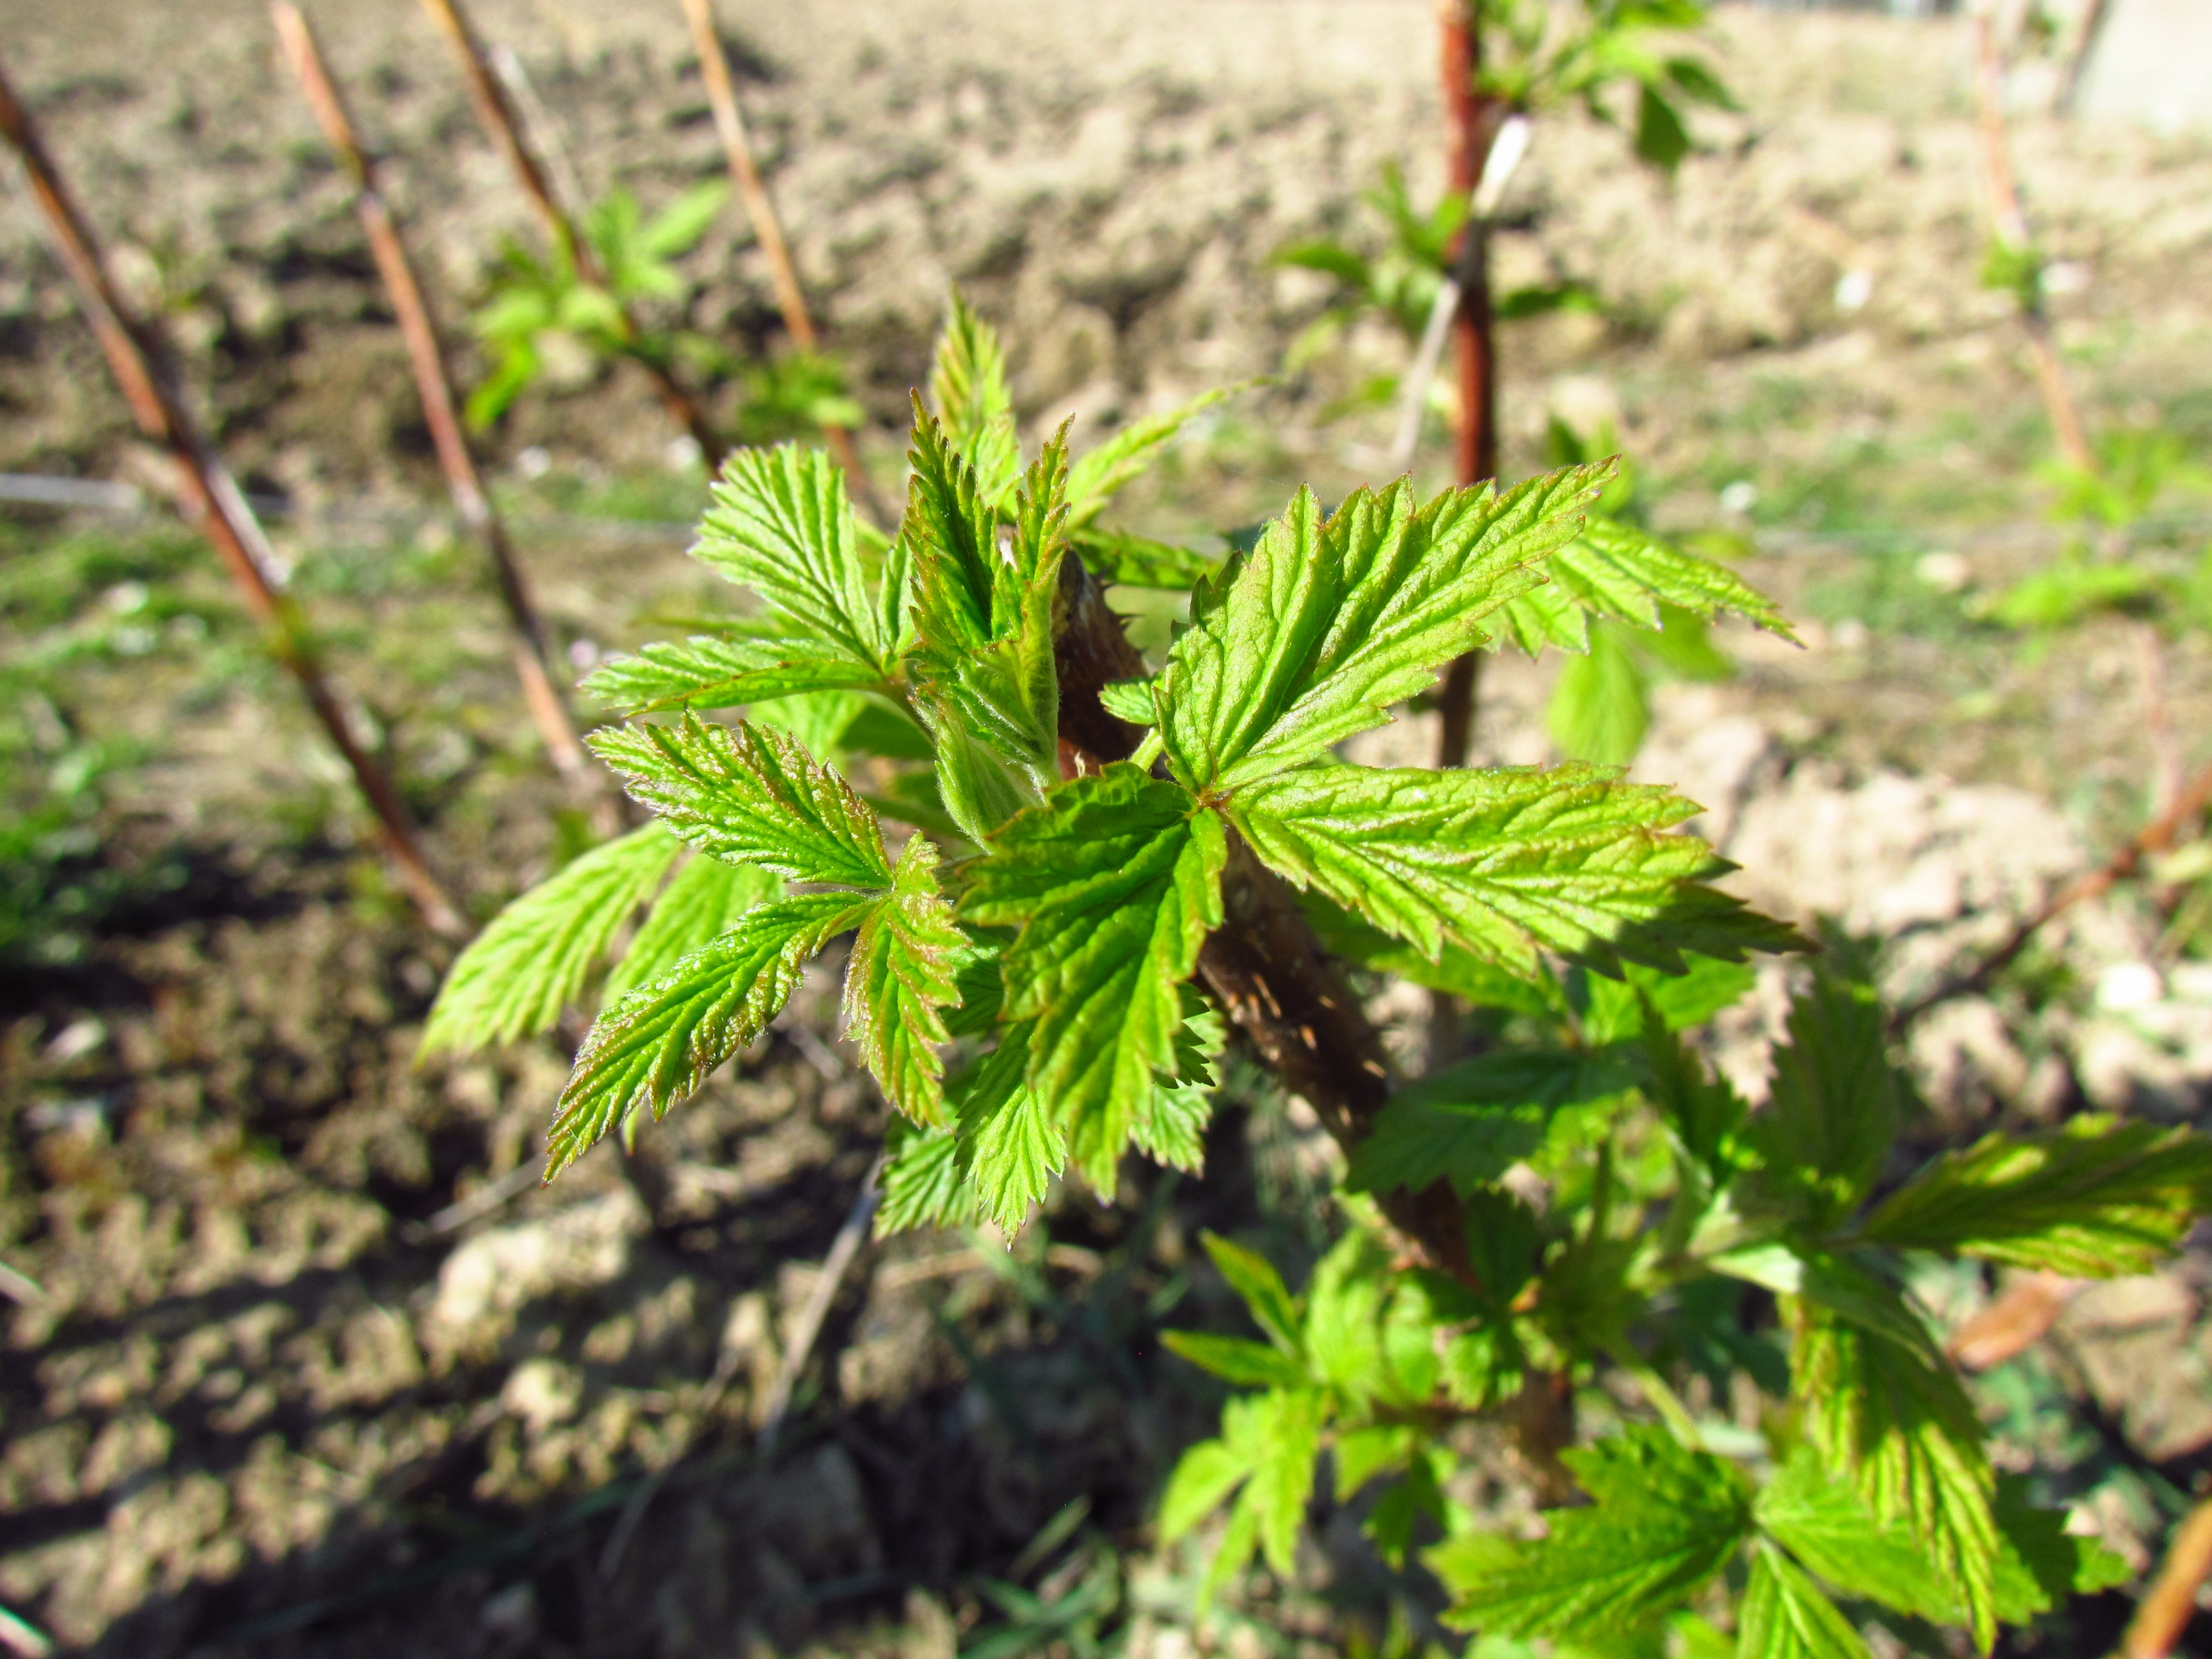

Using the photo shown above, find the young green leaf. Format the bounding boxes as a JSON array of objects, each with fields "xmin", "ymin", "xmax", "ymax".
[
  {"xmin": 1161, "ymin": 1331, "xmax": 1313, "ymax": 1391},
  {"xmin": 1073, "ymin": 529, "xmax": 1221, "ymax": 591},
  {"xmin": 1548, "ymin": 619, "xmax": 1650, "ymax": 767},
  {"xmin": 961, "ymin": 766, "xmax": 1226, "ymax": 1184},
  {"xmin": 422, "ymin": 823, "xmax": 681, "ymax": 1056},
  {"xmin": 1989, "ymin": 1474, "xmax": 2133, "ymax": 1620},
  {"xmin": 602, "ymin": 852, "xmax": 781, "ymax": 1003},
  {"xmin": 1064, "ymin": 388, "xmax": 1228, "ymax": 526},
  {"xmin": 1491, "ymin": 515, "xmax": 1796, "ymax": 657},
  {"xmin": 1712, "ymin": 1245, "xmax": 1945, "ymax": 1369},
  {"xmin": 588, "ymin": 715, "xmax": 892, "ymax": 889},
  {"xmin": 1640, "ymin": 1004, "xmax": 1747, "ymax": 1183},
  {"xmin": 928, "ymin": 289, "xmax": 1020, "ymax": 505},
  {"xmin": 1736, "ymin": 1542, "xmax": 1871, "ymax": 1659},
  {"xmin": 1160, "ymin": 467, "xmax": 1606, "ymax": 791},
  {"xmin": 1346, "ymin": 1049, "xmax": 1634, "ymax": 1197},
  {"xmin": 1431, "ymin": 1426, "xmax": 1752, "ymax": 1644},
  {"xmin": 953, "ymin": 1026, "xmax": 1064, "ymax": 1232},
  {"xmin": 1582, "ymin": 953, "xmax": 1754, "ymax": 1044},
  {"xmin": 875, "ymin": 1118, "xmax": 973, "ymax": 1236},
  {"xmin": 1751, "ymin": 1446, "xmax": 1953, "ymax": 1624},
  {"xmin": 1226, "ymin": 762, "xmax": 1802, "ymax": 978},
  {"xmin": 581, "ymin": 634, "xmax": 884, "ymax": 717},
  {"xmin": 842, "ymin": 837, "xmax": 970, "ymax": 1127},
  {"xmin": 1200, "ymin": 1230, "xmax": 1305, "ymax": 1354},
  {"xmin": 546, "ymin": 892, "xmax": 871, "ymax": 1178},
  {"xmin": 1159, "ymin": 1436, "xmax": 1254, "ymax": 1546},
  {"xmin": 1791, "ymin": 1309, "xmax": 2000, "ymax": 1650},
  {"xmin": 1860, "ymin": 1116, "xmax": 2212, "ymax": 1277},
  {"xmin": 1130, "ymin": 988, "xmax": 1224, "ymax": 1174},
  {"xmin": 691, "ymin": 444, "xmax": 893, "ymax": 675},
  {"xmin": 1754, "ymin": 967, "xmax": 1897, "ymax": 1229}
]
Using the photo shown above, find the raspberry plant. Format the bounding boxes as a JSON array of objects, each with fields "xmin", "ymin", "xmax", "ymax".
[{"xmin": 429, "ymin": 298, "xmax": 2212, "ymax": 1656}]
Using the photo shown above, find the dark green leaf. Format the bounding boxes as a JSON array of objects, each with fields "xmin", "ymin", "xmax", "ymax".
[
  {"xmin": 1754, "ymin": 968, "xmax": 1897, "ymax": 1229},
  {"xmin": 1752, "ymin": 1445, "xmax": 1953, "ymax": 1623},
  {"xmin": 1348, "ymin": 1049, "xmax": 1634, "ymax": 1197}
]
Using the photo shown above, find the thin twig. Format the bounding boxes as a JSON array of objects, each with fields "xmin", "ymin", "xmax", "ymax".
[
  {"xmin": 409, "ymin": 1161, "xmax": 541, "ymax": 1240},
  {"xmin": 0, "ymin": 57, "xmax": 462, "ymax": 935},
  {"xmin": 2055, "ymin": 0, "xmax": 2112, "ymax": 118},
  {"xmin": 1947, "ymin": 1270, "xmax": 2079, "ymax": 1371},
  {"xmin": 2134, "ymin": 620, "xmax": 2184, "ymax": 821},
  {"xmin": 677, "ymin": 0, "xmax": 884, "ymax": 524},
  {"xmin": 488, "ymin": 43, "xmax": 589, "ymax": 236},
  {"xmin": 1971, "ymin": 10, "xmax": 2094, "ymax": 473},
  {"xmin": 1893, "ymin": 756, "xmax": 2212, "ymax": 1029},
  {"xmin": 2124, "ymin": 1496, "xmax": 2212, "ymax": 1659},
  {"xmin": 0, "ymin": 1604, "xmax": 52, "ymax": 1659},
  {"xmin": 416, "ymin": 0, "xmax": 728, "ymax": 469},
  {"xmin": 0, "ymin": 1260, "xmax": 40, "ymax": 1306},
  {"xmin": 273, "ymin": 4, "xmax": 603, "ymax": 811}
]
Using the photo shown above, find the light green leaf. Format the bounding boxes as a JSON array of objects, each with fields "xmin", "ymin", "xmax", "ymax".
[
  {"xmin": 581, "ymin": 635, "xmax": 884, "ymax": 717},
  {"xmin": 1582, "ymin": 954, "xmax": 1754, "ymax": 1044},
  {"xmin": 1159, "ymin": 1436, "xmax": 1253, "ymax": 1545},
  {"xmin": 423, "ymin": 823, "xmax": 680, "ymax": 1056},
  {"xmin": 1791, "ymin": 1309, "xmax": 2000, "ymax": 1650},
  {"xmin": 1493, "ymin": 516, "xmax": 1796, "ymax": 657},
  {"xmin": 1754, "ymin": 968, "xmax": 1897, "ymax": 1229},
  {"xmin": 1300, "ymin": 893, "xmax": 1568, "ymax": 1020},
  {"xmin": 1548, "ymin": 620, "xmax": 1651, "ymax": 767},
  {"xmin": 1861, "ymin": 1116, "xmax": 2212, "ymax": 1278},
  {"xmin": 1228, "ymin": 762, "xmax": 1804, "ymax": 979},
  {"xmin": 1241, "ymin": 1387, "xmax": 1327, "ymax": 1577},
  {"xmin": 1432, "ymin": 1426, "xmax": 1753, "ymax": 1643},
  {"xmin": 588, "ymin": 715, "xmax": 891, "ymax": 889},
  {"xmin": 960, "ymin": 766, "xmax": 1226, "ymax": 1187},
  {"xmin": 1160, "ymin": 467, "xmax": 1606, "ymax": 791},
  {"xmin": 1347, "ymin": 1049, "xmax": 1635, "ymax": 1197},
  {"xmin": 1161, "ymin": 1331, "xmax": 1312, "ymax": 1390},
  {"xmin": 603, "ymin": 852, "xmax": 781, "ymax": 1003},
  {"xmin": 1736, "ymin": 1542, "xmax": 1870, "ymax": 1659},
  {"xmin": 1074, "ymin": 528, "xmax": 1221, "ymax": 590},
  {"xmin": 1301, "ymin": 1230, "xmax": 1398, "ymax": 1405},
  {"xmin": 1752, "ymin": 1445, "xmax": 1953, "ymax": 1624},
  {"xmin": 842, "ymin": 837, "xmax": 970, "ymax": 1127},
  {"xmin": 638, "ymin": 179, "xmax": 727, "ymax": 259},
  {"xmin": 1065, "ymin": 388, "xmax": 1228, "ymax": 526},
  {"xmin": 928, "ymin": 288, "xmax": 1020, "ymax": 505},
  {"xmin": 953, "ymin": 1027, "xmax": 1064, "ymax": 1232},
  {"xmin": 1096, "ymin": 677, "xmax": 1162, "ymax": 727},
  {"xmin": 1131, "ymin": 988, "xmax": 1223, "ymax": 1174},
  {"xmin": 874, "ymin": 1118, "xmax": 973, "ymax": 1236},
  {"xmin": 1200, "ymin": 1230, "xmax": 1304, "ymax": 1354},
  {"xmin": 691, "ymin": 443, "xmax": 892, "ymax": 674},
  {"xmin": 546, "ymin": 893, "xmax": 870, "ymax": 1177}
]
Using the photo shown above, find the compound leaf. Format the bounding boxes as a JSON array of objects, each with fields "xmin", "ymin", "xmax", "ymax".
[
  {"xmin": 842, "ymin": 836, "xmax": 970, "ymax": 1127},
  {"xmin": 581, "ymin": 634, "xmax": 884, "ymax": 717},
  {"xmin": 423, "ymin": 823, "xmax": 680, "ymax": 1056},
  {"xmin": 928, "ymin": 289, "xmax": 1020, "ymax": 505},
  {"xmin": 1755, "ymin": 969, "xmax": 1897, "ymax": 1229},
  {"xmin": 589, "ymin": 715, "xmax": 891, "ymax": 889},
  {"xmin": 1347, "ymin": 1049, "xmax": 1634, "ymax": 1197},
  {"xmin": 1492, "ymin": 516, "xmax": 1796, "ymax": 657},
  {"xmin": 547, "ymin": 892, "xmax": 870, "ymax": 1178},
  {"xmin": 1161, "ymin": 468, "xmax": 1606, "ymax": 791},
  {"xmin": 1861, "ymin": 1116, "xmax": 2212, "ymax": 1278},
  {"xmin": 1432, "ymin": 1425, "xmax": 1752, "ymax": 1643},
  {"xmin": 953, "ymin": 1027, "xmax": 1063, "ymax": 1232},
  {"xmin": 1228, "ymin": 762, "xmax": 1803, "ymax": 979},
  {"xmin": 1791, "ymin": 1309, "xmax": 2000, "ymax": 1650},
  {"xmin": 603, "ymin": 852, "xmax": 781, "ymax": 1003},
  {"xmin": 691, "ymin": 444, "xmax": 892, "ymax": 674},
  {"xmin": 961, "ymin": 766, "xmax": 1226, "ymax": 1186},
  {"xmin": 1736, "ymin": 1542, "xmax": 1871, "ymax": 1659}
]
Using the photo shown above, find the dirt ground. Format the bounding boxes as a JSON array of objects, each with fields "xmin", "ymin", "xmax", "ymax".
[{"xmin": 1, "ymin": 1, "xmax": 2211, "ymax": 1655}]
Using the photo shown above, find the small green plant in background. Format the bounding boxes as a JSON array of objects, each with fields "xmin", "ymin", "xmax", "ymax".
[
  {"xmin": 466, "ymin": 179, "xmax": 860, "ymax": 444},
  {"xmin": 426, "ymin": 297, "xmax": 2212, "ymax": 1658}
]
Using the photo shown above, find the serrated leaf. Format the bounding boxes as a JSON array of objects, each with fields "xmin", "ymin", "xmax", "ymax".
[
  {"xmin": 546, "ymin": 892, "xmax": 869, "ymax": 1177},
  {"xmin": 1582, "ymin": 954, "xmax": 1754, "ymax": 1044},
  {"xmin": 1241, "ymin": 1387, "xmax": 1327, "ymax": 1577},
  {"xmin": 953, "ymin": 1026, "xmax": 1063, "ymax": 1231},
  {"xmin": 1431, "ymin": 1426, "xmax": 1752, "ymax": 1643},
  {"xmin": 1334, "ymin": 1424, "xmax": 1418, "ymax": 1501},
  {"xmin": 874, "ymin": 1118, "xmax": 973, "ymax": 1236},
  {"xmin": 843, "ymin": 837, "xmax": 969, "ymax": 1127},
  {"xmin": 1347, "ymin": 1050, "xmax": 1635, "ymax": 1197},
  {"xmin": 1160, "ymin": 468, "xmax": 1606, "ymax": 791},
  {"xmin": 423, "ymin": 823, "xmax": 681, "ymax": 1056},
  {"xmin": 1640, "ymin": 1004, "xmax": 1747, "ymax": 1182},
  {"xmin": 1300, "ymin": 893, "xmax": 1568, "ymax": 1020},
  {"xmin": 1199, "ymin": 1230, "xmax": 1304, "ymax": 1353},
  {"xmin": 1228, "ymin": 762, "xmax": 1803, "ymax": 980},
  {"xmin": 1065, "ymin": 388, "xmax": 1228, "ymax": 526},
  {"xmin": 602, "ymin": 851, "xmax": 781, "ymax": 1003},
  {"xmin": 1989, "ymin": 1475, "xmax": 2133, "ymax": 1620},
  {"xmin": 1755, "ymin": 969, "xmax": 1897, "ymax": 1229},
  {"xmin": 581, "ymin": 635, "xmax": 884, "ymax": 716},
  {"xmin": 1549, "ymin": 619, "xmax": 1651, "ymax": 767},
  {"xmin": 1131, "ymin": 988, "xmax": 1223, "ymax": 1174},
  {"xmin": 1161, "ymin": 1331, "xmax": 1313, "ymax": 1390},
  {"xmin": 1712, "ymin": 1245, "xmax": 1944, "ymax": 1368},
  {"xmin": 1074, "ymin": 528, "xmax": 1221, "ymax": 590},
  {"xmin": 1752, "ymin": 1445, "xmax": 1953, "ymax": 1624},
  {"xmin": 1860, "ymin": 1117, "xmax": 2212, "ymax": 1278},
  {"xmin": 929, "ymin": 289, "xmax": 1020, "ymax": 505},
  {"xmin": 1736, "ymin": 1543, "xmax": 1870, "ymax": 1659},
  {"xmin": 691, "ymin": 444, "xmax": 892, "ymax": 673},
  {"xmin": 1159, "ymin": 1436, "xmax": 1253, "ymax": 1544},
  {"xmin": 589, "ymin": 715, "xmax": 891, "ymax": 888},
  {"xmin": 1302, "ymin": 1230, "xmax": 1400, "ymax": 1406},
  {"xmin": 1791, "ymin": 1309, "xmax": 2000, "ymax": 1650},
  {"xmin": 1492, "ymin": 516, "xmax": 1797, "ymax": 657},
  {"xmin": 961, "ymin": 766, "xmax": 1226, "ymax": 1185}
]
